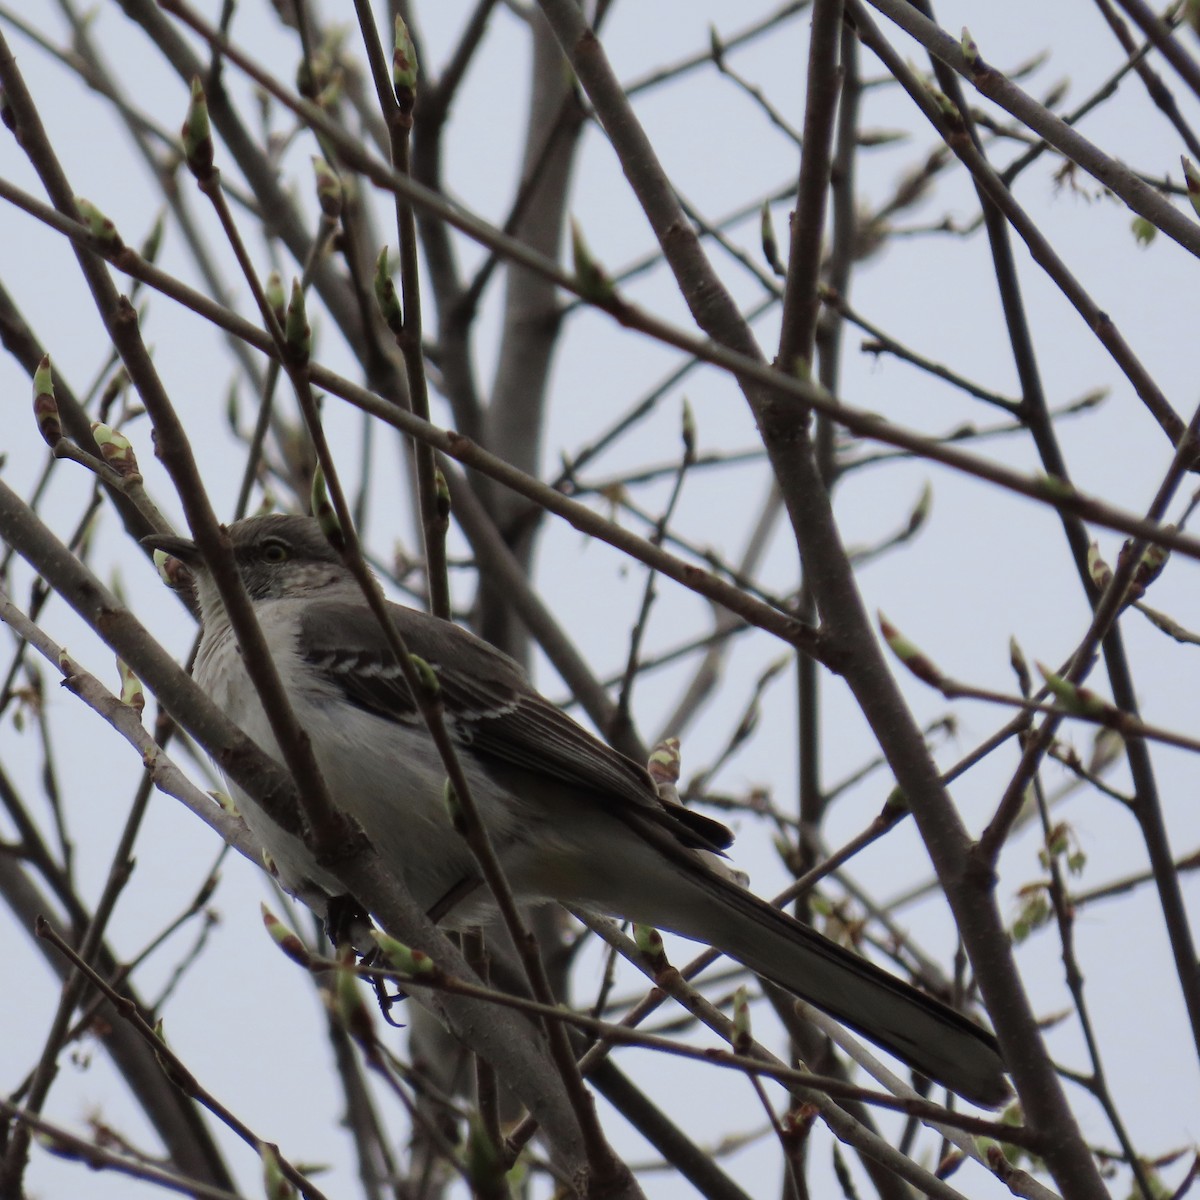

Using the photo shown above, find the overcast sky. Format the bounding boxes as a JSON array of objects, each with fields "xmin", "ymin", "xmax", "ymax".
[{"xmin": 2, "ymin": 2, "xmax": 1199, "ymax": 1198}]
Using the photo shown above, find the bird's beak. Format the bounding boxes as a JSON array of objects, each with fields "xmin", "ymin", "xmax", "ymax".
[{"xmin": 140, "ymin": 531, "xmax": 203, "ymax": 567}]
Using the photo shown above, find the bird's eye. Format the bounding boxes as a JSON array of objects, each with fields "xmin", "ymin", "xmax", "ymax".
[{"xmin": 261, "ymin": 540, "xmax": 291, "ymax": 563}]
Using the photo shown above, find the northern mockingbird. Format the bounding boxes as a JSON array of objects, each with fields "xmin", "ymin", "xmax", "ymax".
[{"xmin": 148, "ymin": 513, "xmax": 1009, "ymax": 1108}]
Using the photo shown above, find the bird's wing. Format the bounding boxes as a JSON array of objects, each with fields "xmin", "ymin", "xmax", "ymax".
[{"xmin": 298, "ymin": 599, "xmax": 733, "ymax": 852}]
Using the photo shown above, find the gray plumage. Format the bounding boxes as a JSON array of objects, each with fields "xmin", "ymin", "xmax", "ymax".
[{"xmin": 149, "ymin": 513, "xmax": 1010, "ymax": 1108}]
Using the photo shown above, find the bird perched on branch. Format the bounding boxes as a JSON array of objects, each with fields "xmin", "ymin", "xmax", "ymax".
[{"xmin": 147, "ymin": 513, "xmax": 1010, "ymax": 1108}]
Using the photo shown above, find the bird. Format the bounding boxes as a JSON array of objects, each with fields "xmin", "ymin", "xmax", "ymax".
[{"xmin": 146, "ymin": 513, "xmax": 1010, "ymax": 1108}]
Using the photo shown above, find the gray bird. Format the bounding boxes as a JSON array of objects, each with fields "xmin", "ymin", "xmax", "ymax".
[{"xmin": 147, "ymin": 513, "xmax": 1010, "ymax": 1108}]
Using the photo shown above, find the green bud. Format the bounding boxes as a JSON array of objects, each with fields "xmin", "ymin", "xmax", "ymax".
[
  {"xmin": 333, "ymin": 959, "xmax": 375, "ymax": 1046},
  {"xmin": 960, "ymin": 27, "xmax": 980, "ymax": 68},
  {"xmin": 634, "ymin": 922, "xmax": 666, "ymax": 969},
  {"xmin": 1183, "ymin": 156, "xmax": 1200, "ymax": 218},
  {"xmin": 708, "ymin": 24, "xmax": 725, "ymax": 67},
  {"xmin": 392, "ymin": 14, "xmax": 418, "ymax": 97},
  {"xmin": 855, "ymin": 129, "xmax": 908, "ymax": 149},
  {"xmin": 265, "ymin": 270, "xmax": 286, "ymax": 329},
  {"xmin": 1036, "ymin": 473, "xmax": 1076, "ymax": 502},
  {"xmin": 212, "ymin": 790, "xmax": 238, "ymax": 815},
  {"xmin": 74, "ymin": 196, "xmax": 124, "ymax": 251},
  {"xmin": 923, "ymin": 81, "xmax": 962, "ymax": 129},
  {"xmin": 771, "ymin": 832, "xmax": 796, "ymax": 871},
  {"xmin": 646, "ymin": 737, "xmax": 681, "ymax": 787},
  {"xmin": 433, "ymin": 468, "xmax": 451, "ymax": 522},
  {"xmin": 760, "ymin": 201, "xmax": 784, "ymax": 276},
  {"xmin": 373, "ymin": 247, "xmax": 403, "ymax": 333},
  {"xmin": 464, "ymin": 1117, "xmax": 506, "ymax": 1194},
  {"xmin": 153, "ymin": 547, "xmax": 192, "ymax": 590},
  {"xmin": 33, "ymin": 1131, "xmax": 72, "ymax": 1159},
  {"xmin": 181, "ymin": 76, "xmax": 214, "ymax": 178},
  {"xmin": 1128, "ymin": 535, "xmax": 1169, "ymax": 593},
  {"xmin": 1011, "ymin": 885, "xmax": 1051, "ymax": 943},
  {"xmin": 261, "ymin": 904, "xmax": 313, "ymax": 968},
  {"xmin": 311, "ymin": 156, "xmax": 343, "ymax": 220},
  {"xmin": 1036, "ymin": 663, "xmax": 1110, "ymax": 719},
  {"xmin": 907, "ymin": 481, "xmax": 932, "ymax": 534},
  {"xmin": 139, "ymin": 208, "xmax": 167, "ymax": 264},
  {"xmin": 1089, "ymin": 727, "xmax": 1123, "ymax": 775},
  {"xmin": 260, "ymin": 1143, "xmax": 295, "ymax": 1200},
  {"xmin": 370, "ymin": 930, "xmax": 437, "ymax": 977},
  {"xmin": 33, "ymin": 355, "xmax": 61, "ymax": 448},
  {"xmin": 284, "ymin": 278, "xmax": 311, "ymax": 364},
  {"xmin": 681, "ymin": 398, "xmax": 696, "ymax": 464},
  {"xmin": 91, "ymin": 422, "xmax": 141, "ymax": 480},
  {"xmin": 117, "ymin": 658, "xmax": 144, "ymax": 715},
  {"xmin": 409, "ymin": 653, "xmax": 439, "ymax": 697},
  {"xmin": 305, "ymin": 35, "xmax": 347, "ymax": 110},
  {"xmin": 1041, "ymin": 821, "xmax": 1071, "ymax": 863},
  {"xmin": 878, "ymin": 612, "xmax": 943, "ymax": 688},
  {"xmin": 149, "ymin": 1020, "xmax": 199, "ymax": 1093},
  {"xmin": 296, "ymin": 58, "xmax": 318, "ymax": 102},
  {"xmin": 1008, "ymin": 636, "xmax": 1032, "ymax": 697},
  {"xmin": 1131, "ymin": 215, "xmax": 1157, "ymax": 246},
  {"xmin": 310, "ymin": 464, "xmax": 343, "ymax": 549},
  {"xmin": 571, "ymin": 218, "xmax": 614, "ymax": 303},
  {"xmin": 1086, "ymin": 542, "xmax": 1113, "ymax": 593},
  {"xmin": 97, "ymin": 365, "xmax": 129, "ymax": 422}
]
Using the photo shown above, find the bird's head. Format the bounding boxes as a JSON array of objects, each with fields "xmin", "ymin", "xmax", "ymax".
[{"xmin": 143, "ymin": 514, "xmax": 352, "ymax": 621}]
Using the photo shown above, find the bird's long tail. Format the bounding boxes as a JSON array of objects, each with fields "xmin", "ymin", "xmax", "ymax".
[{"xmin": 630, "ymin": 833, "xmax": 1011, "ymax": 1108}]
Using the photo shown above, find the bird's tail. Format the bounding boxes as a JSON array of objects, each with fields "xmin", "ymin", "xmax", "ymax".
[{"xmin": 635, "ymin": 842, "xmax": 1011, "ymax": 1108}]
